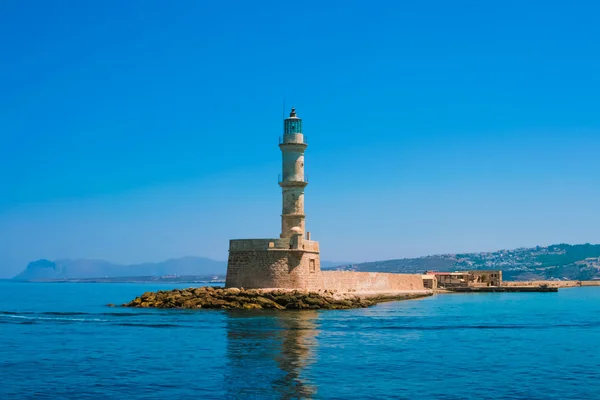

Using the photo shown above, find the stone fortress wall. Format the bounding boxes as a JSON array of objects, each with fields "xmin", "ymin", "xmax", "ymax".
[
  {"xmin": 501, "ymin": 280, "xmax": 600, "ymax": 288},
  {"xmin": 226, "ymin": 238, "xmax": 323, "ymax": 290},
  {"xmin": 320, "ymin": 271, "xmax": 425, "ymax": 292},
  {"xmin": 226, "ymin": 238, "xmax": 425, "ymax": 292}
]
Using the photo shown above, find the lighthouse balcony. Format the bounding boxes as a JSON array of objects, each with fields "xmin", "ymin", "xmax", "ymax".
[
  {"xmin": 278, "ymin": 173, "xmax": 308, "ymax": 187},
  {"xmin": 229, "ymin": 238, "xmax": 320, "ymax": 253},
  {"xmin": 279, "ymin": 134, "xmax": 307, "ymax": 146}
]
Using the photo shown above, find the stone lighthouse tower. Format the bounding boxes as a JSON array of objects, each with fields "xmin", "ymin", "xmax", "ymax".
[
  {"xmin": 224, "ymin": 108, "xmax": 428, "ymax": 292},
  {"xmin": 225, "ymin": 108, "xmax": 321, "ymax": 289},
  {"xmin": 280, "ymin": 108, "xmax": 308, "ymax": 243}
]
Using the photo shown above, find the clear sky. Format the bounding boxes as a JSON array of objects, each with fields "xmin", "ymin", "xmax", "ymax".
[{"xmin": 1, "ymin": 0, "xmax": 599, "ymax": 278}]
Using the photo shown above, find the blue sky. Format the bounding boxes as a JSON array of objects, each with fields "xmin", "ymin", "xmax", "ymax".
[{"xmin": 1, "ymin": 0, "xmax": 599, "ymax": 277}]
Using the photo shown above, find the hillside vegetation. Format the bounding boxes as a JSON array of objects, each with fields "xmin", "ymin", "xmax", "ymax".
[{"xmin": 326, "ymin": 244, "xmax": 600, "ymax": 281}]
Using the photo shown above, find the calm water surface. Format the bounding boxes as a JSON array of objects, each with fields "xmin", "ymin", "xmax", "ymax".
[{"xmin": 1, "ymin": 282, "xmax": 600, "ymax": 399}]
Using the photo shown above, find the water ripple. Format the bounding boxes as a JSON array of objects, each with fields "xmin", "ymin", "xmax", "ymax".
[{"xmin": 2, "ymin": 283, "xmax": 600, "ymax": 399}]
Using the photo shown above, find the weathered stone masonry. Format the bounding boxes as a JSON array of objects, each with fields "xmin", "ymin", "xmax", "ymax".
[{"xmin": 226, "ymin": 238, "xmax": 322, "ymax": 290}]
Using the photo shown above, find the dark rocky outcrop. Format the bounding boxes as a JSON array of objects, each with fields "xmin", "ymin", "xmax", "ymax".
[{"xmin": 122, "ymin": 287, "xmax": 379, "ymax": 310}]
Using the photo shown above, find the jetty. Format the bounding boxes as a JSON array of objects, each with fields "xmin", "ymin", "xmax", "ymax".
[{"xmin": 447, "ymin": 286, "xmax": 558, "ymax": 293}]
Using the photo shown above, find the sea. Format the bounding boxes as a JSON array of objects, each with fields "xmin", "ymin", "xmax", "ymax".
[{"xmin": 1, "ymin": 282, "xmax": 600, "ymax": 400}]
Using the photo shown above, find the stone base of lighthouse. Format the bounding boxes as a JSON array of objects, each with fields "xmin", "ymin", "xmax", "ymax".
[
  {"xmin": 225, "ymin": 238, "xmax": 426, "ymax": 292},
  {"xmin": 225, "ymin": 238, "xmax": 322, "ymax": 290}
]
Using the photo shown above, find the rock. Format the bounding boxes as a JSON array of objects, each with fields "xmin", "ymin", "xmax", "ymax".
[
  {"xmin": 254, "ymin": 296, "xmax": 285, "ymax": 310},
  {"xmin": 242, "ymin": 303, "xmax": 262, "ymax": 309},
  {"xmin": 121, "ymin": 286, "xmax": 422, "ymax": 310}
]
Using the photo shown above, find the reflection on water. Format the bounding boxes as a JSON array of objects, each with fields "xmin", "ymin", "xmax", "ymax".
[{"xmin": 224, "ymin": 310, "xmax": 319, "ymax": 399}]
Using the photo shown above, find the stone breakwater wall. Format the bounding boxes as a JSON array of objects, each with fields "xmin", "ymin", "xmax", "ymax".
[
  {"xmin": 502, "ymin": 280, "xmax": 600, "ymax": 288},
  {"xmin": 320, "ymin": 271, "xmax": 425, "ymax": 292},
  {"xmin": 580, "ymin": 281, "xmax": 600, "ymax": 286},
  {"xmin": 502, "ymin": 280, "xmax": 580, "ymax": 288}
]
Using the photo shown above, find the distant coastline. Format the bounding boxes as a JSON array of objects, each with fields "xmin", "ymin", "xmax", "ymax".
[
  {"xmin": 10, "ymin": 243, "xmax": 600, "ymax": 283},
  {"xmin": 8, "ymin": 275, "xmax": 225, "ymax": 284}
]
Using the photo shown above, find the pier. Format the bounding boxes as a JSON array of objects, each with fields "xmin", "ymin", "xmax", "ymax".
[{"xmin": 447, "ymin": 286, "xmax": 558, "ymax": 293}]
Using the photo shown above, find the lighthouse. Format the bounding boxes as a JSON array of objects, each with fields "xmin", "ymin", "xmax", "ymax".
[
  {"xmin": 225, "ymin": 107, "xmax": 321, "ymax": 289},
  {"xmin": 224, "ymin": 107, "xmax": 428, "ymax": 293},
  {"xmin": 279, "ymin": 107, "xmax": 308, "ymax": 241}
]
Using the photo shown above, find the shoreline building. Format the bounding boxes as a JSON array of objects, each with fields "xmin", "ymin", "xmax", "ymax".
[
  {"xmin": 424, "ymin": 270, "xmax": 503, "ymax": 288},
  {"xmin": 225, "ymin": 108, "xmax": 425, "ymax": 293}
]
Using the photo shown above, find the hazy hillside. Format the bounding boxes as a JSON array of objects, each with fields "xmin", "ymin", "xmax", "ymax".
[
  {"xmin": 13, "ymin": 257, "xmax": 226, "ymax": 281},
  {"xmin": 325, "ymin": 244, "xmax": 600, "ymax": 281},
  {"xmin": 324, "ymin": 256, "xmax": 456, "ymax": 273}
]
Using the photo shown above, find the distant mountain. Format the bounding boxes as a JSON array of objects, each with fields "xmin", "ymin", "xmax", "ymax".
[
  {"xmin": 13, "ymin": 257, "xmax": 226, "ymax": 281},
  {"xmin": 324, "ymin": 244, "xmax": 600, "ymax": 281}
]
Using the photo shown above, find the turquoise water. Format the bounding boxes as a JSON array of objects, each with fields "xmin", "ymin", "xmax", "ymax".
[{"xmin": 1, "ymin": 282, "xmax": 600, "ymax": 399}]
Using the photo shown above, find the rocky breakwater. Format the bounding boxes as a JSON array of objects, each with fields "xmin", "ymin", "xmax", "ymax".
[{"xmin": 122, "ymin": 287, "xmax": 421, "ymax": 310}]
